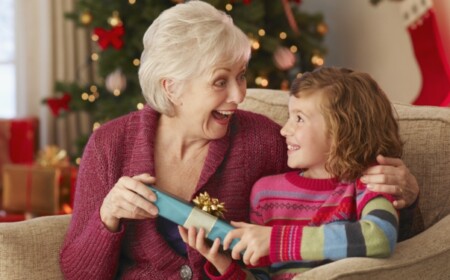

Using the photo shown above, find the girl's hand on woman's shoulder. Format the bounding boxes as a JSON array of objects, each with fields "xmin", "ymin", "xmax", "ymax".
[{"xmin": 100, "ymin": 173, "xmax": 158, "ymax": 232}]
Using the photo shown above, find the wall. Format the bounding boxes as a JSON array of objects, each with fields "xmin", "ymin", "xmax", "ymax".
[{"xmin": 301, "ymin": 0, "xmax": 449, "ymax": 104}]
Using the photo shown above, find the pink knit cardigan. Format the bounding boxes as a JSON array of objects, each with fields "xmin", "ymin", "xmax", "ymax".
[{"xmin": 60, "ymin": 106, "xmax": 288, "ymax": 280}]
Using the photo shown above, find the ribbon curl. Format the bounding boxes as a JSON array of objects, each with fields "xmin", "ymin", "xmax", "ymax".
[{"xmin": 193, "ymin": 192, "xmax": 226, "ymax": 219}]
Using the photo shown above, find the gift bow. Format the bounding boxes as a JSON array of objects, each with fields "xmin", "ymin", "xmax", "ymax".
[
  {"xmin": 192, "ymin": 192, "xmax": 226, "ymax": 218},
  {"xmin": 46, "ymin": 93, "xmax": 71, "ymax": 117},
  {"xmin": 36, "ymin": 145, "xmax": 69, "ymax": 167},
  {"xmin": 93, "ymin": 25, "xmax": 125, "ymax": 50}
]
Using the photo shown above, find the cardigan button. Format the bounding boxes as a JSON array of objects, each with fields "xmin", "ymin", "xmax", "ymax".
[{"xmin": 180, "ymin": 264, "xmax": 192, "ymax": 280}]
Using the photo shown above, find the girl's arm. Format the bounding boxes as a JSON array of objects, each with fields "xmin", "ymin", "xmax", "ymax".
[{"xmin": 270, "ymin": 196, "xmax": 399, "ymax": 263}]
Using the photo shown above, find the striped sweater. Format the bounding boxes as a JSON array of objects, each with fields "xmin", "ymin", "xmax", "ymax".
[{"xmin": 205, "ymin": 171, "xmax": 399, "ymax": 280}]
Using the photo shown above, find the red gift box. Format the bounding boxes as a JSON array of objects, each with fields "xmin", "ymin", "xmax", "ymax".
[{"xmin": 0, "ymin": 117, "xmax": 38, "ymax": 189}]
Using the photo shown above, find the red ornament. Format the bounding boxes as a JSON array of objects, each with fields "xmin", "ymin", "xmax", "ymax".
[
  {"xmin": 46, "ymin": 93, "xmax": 71, "ymax": 116},
  {"xmin": 93, "ymin": 25, "xmax": 125, "ymax": 50},
  {"xmin": 281, "ymin": 0, "xmax": 300, "ymax": 34}
]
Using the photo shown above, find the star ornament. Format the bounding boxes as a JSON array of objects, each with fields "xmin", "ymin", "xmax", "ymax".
[{"xmin": 192, "ymin": 192, "xmax": 226, "ymax": 218}]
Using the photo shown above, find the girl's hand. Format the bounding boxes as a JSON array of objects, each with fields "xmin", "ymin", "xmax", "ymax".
[
  {"xmin": 100, "ymin": 173, "xmax": 158, "ymax": 232},
  {"xmin": 362, "ymin": 155, "xmax": 419, "ymax": 209},
  {"xmin": 223, "ymin": 221, "xmax": 271, "ymax": 266},
  {"xmin": 178, "ymin": 226, "xmax": 232, "ymax": 275}
]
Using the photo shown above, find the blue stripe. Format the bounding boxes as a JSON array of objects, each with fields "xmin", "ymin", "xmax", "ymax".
[
  {"xmin": 355, "ymin": 190, "xmax": 365, "ymax": 203},
  {"xmin": 363, "ymin": 214, "xmax": 397, "ymax": 252},
  {"xmin": 323, "ymin": 222, "xmax": 348, "ymax": 260}
]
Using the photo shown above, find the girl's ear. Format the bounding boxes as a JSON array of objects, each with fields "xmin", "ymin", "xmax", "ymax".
[{"xmin": 161, "ymin": 78, "xmax": 182, "ymax": 106}]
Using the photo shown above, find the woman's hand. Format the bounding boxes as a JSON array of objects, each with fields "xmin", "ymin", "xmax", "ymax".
[
  {"xmin": 100, "ymin": 173, "xmax": 158, "ymax": 232},
  {"xmin": 223, "ymin": 221, "xmax": 271, "ymax": 266},
  {"xmin": 178, "ymin": 226, "xmax": 232, "ymax": 275},
  {"xmin": 362, "ymin": 155, "xmax": 419, "ymax": 209}
]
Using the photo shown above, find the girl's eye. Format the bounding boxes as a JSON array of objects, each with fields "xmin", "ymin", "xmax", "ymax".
[{"xmin": 296, "ymin": 115, "xmax": 304, "ymax": 123}]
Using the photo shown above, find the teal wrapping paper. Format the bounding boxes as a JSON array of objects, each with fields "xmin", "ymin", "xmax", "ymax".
[{"xmin": 147, "ymin": 185, "xmax": 239, "ymax": 249}]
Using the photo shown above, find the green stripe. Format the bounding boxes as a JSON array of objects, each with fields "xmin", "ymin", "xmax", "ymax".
[
  {"xmin": 361, "ymin": 197, "xmax": 397, "ymax": 221},
  {"xmin": 360, "ymin": 198, "xmax": 397, "ymax": 257},
  {"xmin": 360, "ymin": 219, "xmax": 391, "ymax": 257},
  {"xmin": 301, "ymin": 227, "xmax": 324, "ymax": 260}
]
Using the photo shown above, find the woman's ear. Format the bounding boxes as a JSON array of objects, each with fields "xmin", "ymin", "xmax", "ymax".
[{"xmin": 161, "ymin": 78, "xmax": 182, "ymax": 106}]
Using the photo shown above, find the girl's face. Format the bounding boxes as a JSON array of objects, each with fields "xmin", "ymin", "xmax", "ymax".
[
  {"xmin": 173, "ymin": 60, "xmax": 248, "ymax": 141},
  {"xmin": 280, "ymin": 92, "xmax": 332, "ymax": 178}
]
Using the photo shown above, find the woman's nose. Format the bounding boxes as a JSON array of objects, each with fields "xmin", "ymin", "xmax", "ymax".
[{"xmin": 228, "ymin": 85, "xmax": 245, "ymax": 104}]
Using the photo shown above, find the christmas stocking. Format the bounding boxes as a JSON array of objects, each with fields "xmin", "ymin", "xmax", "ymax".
[{"xmin": 401, "ymin": 0, "xmax": 450, "ymax": 106}]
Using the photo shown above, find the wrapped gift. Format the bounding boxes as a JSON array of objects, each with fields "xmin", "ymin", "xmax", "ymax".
[
  {"xmin": 2, "ymin": 164, "xmax": 61, "ymax": 214},
  {"xmin": 148, "ymin": 185, "xmax": 239, "ymax": 249},
  {"xmin": 0, "ymin": 117, "xmax": 39, "ymax": 189},
  {"xmin": 1, "ymin": 146, "xmax": 77, "ymax": 215}
]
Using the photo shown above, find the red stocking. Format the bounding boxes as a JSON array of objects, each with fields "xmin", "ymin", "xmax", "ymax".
[{"xmin": 401, "ymin": 0, "xmax": 450, "ymax": 106}]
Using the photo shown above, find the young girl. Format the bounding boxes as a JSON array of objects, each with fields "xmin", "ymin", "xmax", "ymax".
[{"xmin": 179, "ymin": 67, "xmax": 402, "ymax": 279}]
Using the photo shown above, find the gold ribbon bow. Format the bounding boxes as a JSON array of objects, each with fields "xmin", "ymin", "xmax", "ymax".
[
  {"xmin": 36, "ymin": 145, "xmax": 69, "ymax": 167},
  {"xmin": 192, "ymin": 192, "xmax": 226, "ymax": 219}
]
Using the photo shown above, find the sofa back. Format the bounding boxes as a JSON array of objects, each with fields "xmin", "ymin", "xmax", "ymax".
[{"xmin": 240, "ymin": 89, "xmax": 450, "ymax": 234}]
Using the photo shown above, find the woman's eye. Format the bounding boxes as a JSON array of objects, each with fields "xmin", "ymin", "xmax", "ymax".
[
  {"xmin": 238, "ymin": 73, "xmax": 246, "ymax": 81},
  {"xmin": 296, "ymin": 116, "xmax": 304, "ymax": 123},
  {"xmin": 214, "ymin": 79, "xmax": 227, "ymax": 87}
]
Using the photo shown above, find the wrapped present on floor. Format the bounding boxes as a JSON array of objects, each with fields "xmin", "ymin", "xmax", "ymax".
[
  {"xmin": 3, "ymin": 164, "xmax": 61, "ymax": 214},
  {"xmin": 1, "ymin": 146, "xmax": 77, "ymax": 215},
  {"xmin": 148, "ymin": 185, "xmax": 239, "ymax": 249}
]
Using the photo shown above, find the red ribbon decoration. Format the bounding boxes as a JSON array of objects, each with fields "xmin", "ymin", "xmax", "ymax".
[
  {"xmin": 46, "ymin": 93, "xmax": 71, "ymax": 117},
  {"xmin": 93, "ymin": 25, "xmax": 125, "ymax": 50},
  {"xmin": 281, "ymin": 0, "xmax": 300, "ymax": 34}
]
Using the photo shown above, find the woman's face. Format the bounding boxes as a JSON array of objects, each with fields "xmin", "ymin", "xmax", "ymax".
[{"xmin": 174, "ymin": 60, "xmax": 248, "ymax": 140}]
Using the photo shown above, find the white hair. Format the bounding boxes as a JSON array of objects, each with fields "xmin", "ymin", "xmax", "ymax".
[{"xmin": 138, "ymin": 0, "xmax": 251, "ymax": 116}]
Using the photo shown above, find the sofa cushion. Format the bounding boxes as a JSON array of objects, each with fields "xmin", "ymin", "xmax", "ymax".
[
  {"xmin": 394, "ymin": 103, "xmax": 450, "ymax": 230},
  {"xmin": 0, "ymin": 214, "xmax": 71, "ymax": 280}
]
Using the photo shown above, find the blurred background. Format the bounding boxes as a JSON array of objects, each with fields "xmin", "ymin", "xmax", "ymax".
[{"xmin": 0, "ymin": 1, "xmax": 449, "ymax": 220}]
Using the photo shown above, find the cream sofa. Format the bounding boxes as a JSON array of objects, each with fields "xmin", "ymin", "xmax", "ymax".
[{"xmin": 1, "ymin": 89, "xmax": 449, "ymax": 280}]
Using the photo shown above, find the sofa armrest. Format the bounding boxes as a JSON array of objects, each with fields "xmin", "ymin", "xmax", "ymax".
[
  {"xmin": 294, "ymin": 214, "xmax": 450, "ymax": 280},
  {"xmin": 0, "ymin": 214, "xmax": 71, "ymax": 280}
]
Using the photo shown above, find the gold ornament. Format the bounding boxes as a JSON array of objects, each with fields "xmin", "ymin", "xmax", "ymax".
[
  {"xmin": 108, "ymin": 11, "xmax": 123, "ymax": 27},
  {"xmin": 192, "ymin": 192, "xmax": 226, "ymax": 218},
  {"xmin": 80, "ymin": 11, "xmax": 93, "ymax": 25},
  {"xmin": 36, "ymin": 145, "xmax": 69, "ymax": 167},
  {"xmin": 316, "ymin": 22, "xmax": 328, "ymax": 35}
]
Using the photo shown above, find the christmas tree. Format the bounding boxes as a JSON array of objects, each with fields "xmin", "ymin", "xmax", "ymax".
[{"xmin": 50, "ymin": 0, "xmax": 326, "ymax": 161}]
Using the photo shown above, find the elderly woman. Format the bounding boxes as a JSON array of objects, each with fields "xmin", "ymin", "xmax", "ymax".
[{"xmin": 60, "ymin": 1, "xmax": 419, "ymax": 279}]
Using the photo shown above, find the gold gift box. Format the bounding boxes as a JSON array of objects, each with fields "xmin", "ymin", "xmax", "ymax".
[{"xmin": 2, "ymin": 164, "xmax": 72, "ymax": 215}]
